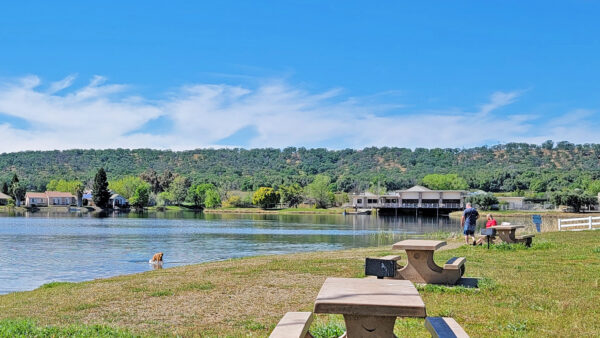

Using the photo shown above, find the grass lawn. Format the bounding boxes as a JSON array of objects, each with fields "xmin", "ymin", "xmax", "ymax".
[
  {"xmin": 449, "ymin": 209, "xmax": 600, "ymax": 218},
  {"xmin": 0, "ymin": 231, "xmax": 599, "ymax": 337}
]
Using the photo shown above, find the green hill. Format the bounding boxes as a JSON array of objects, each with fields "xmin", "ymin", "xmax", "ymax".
[{"xmin": 1, "ymin": 141, "xmax": 599, "ymax": 193}]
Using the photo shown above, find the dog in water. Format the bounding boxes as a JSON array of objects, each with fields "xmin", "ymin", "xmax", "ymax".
[{"xmin": 149, "ymin": 252, "xmax": 163, "ymax": 264}]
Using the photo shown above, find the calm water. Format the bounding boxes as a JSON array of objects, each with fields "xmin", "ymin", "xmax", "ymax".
[{"xmin": 0, "ymin": 211, "xmax": 539, "ymax": 294}]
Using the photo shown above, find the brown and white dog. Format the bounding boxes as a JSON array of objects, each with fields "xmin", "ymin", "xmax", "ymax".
[{"xmin": 149, "ymin": 252, "xmax": 163, "ymax": 264}]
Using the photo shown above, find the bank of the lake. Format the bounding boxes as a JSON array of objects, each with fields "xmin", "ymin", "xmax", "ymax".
[
  {"xmin": 0, "ymin": 230, "xmax": 598, "ymax": 337},
  {"xmin": 449, "ymin": 209, "xmax": 600, "ymax": 218},
  {"xmin": 204, "ymin": 207, "xmax": 347, "ymax": 215}
]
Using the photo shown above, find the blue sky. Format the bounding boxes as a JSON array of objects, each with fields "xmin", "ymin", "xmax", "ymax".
[{"xmin": 0, "ymin": 1, "xmax": 599, "ymax": 152}]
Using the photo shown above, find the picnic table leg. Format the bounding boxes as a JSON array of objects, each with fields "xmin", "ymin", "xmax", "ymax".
[
  {"xmin": 496, "ymin": 229, "xmax": 517, "ymax": 243},
  {"xmin": 343, "ymin": 315, "xmax": 396, "ymax": 337},
  {"xmin": 396, "ymin": 250, "xmax": 443, "ymax": 283}
]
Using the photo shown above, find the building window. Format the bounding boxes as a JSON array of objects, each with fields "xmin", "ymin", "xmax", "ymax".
[{"xmin": 356, "ymin": 199, "xmax": 362, "ymax": 204}]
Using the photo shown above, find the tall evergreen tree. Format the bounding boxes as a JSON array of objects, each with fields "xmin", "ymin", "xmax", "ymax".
[
  {"xmin": 1, "ymin": 182, "xmax": 8, "ymax": 195},
  {"xmin": 11, "ymin": 182, "xmax": 26, "ymax": 207},
  {"xmin": 92, "ymin": 168, "xmax": 111, "ymax": 208},
  {"xmin": 9, "ymin": 174, "xmax": 19, "ymax": 198}
]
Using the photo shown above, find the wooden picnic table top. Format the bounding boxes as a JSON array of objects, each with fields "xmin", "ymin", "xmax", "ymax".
[
  {"xmin": 313, "ymin": 277, "xmax": 426, "ymax": 317},
  {"xmin": 392, "ymin": 239, "xmax": 446, "ymax": 251},
  {"xmin": 491, "ymin": 225, "xmax": 525, "ymax": 230}
]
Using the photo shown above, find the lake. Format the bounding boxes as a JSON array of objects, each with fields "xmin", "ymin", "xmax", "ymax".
[{"xmin": 0, "ymin": 211, "xmax": 538, "ymax": 294}]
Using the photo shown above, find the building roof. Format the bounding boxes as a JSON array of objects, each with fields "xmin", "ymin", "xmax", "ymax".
[
  {"xmin": 110, "ymin": 194, "xmax": 126, "ymax": 200},
  {"xmin": 25, "ymin": 192, "xmax": 48, "ymax": 199},
  {"xmin": 25, "ymin": 191, "xmax": 75, "ymax": 199},
  {"xmin": 45, "ymin": 191, "xmax": 75, "ymax": 198},
  {"xmin": 0, "ymin": 192, "xmax": 11, "ymax": 200},
  {"xmin": 403, "ymin": 185, "xmax": 432, "ymax": 192}
]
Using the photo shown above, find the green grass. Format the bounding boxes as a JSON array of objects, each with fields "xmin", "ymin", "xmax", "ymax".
[
  {"xmin": 38, "ymin": 281, "xmax": 76, "ymax": 289},
  {"xmin": 1, "ymin": 231, "xmax": 599, "ymax": 336},
  {"xmin": 149, "ymin": 290, "xmax": 173, "ymax": 297},
  {"xmin": 0, "ymin": 319, "xmax": 135, "ymax": 337}
]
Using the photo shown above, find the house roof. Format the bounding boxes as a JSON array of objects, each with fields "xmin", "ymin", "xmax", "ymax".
[
  {"xmin": 26, "ymin": 191, "xmax": 75, "ymax": 199},
  {"xmin": 110, "ymin": 194, "xmax": 126, "ymax": 200},
  {"xmin": 25, "ymin": 192, "xmax": 48, "ymax": 199},
  {"xmin": 0, "ymin": 192, "xmax": 11, "ymax": 200},
  {"xmin": 45, "ymin": 191, "xmax": 75, "ymax": 198}
]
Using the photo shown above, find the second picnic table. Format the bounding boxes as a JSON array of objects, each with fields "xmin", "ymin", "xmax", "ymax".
[
  {"xmin": 390, "ymin": 240, "xmax": 465, "ymax": 285},
  {"xmin": 314, "ymin": 277, "xmax": 426, "ymax": 337},
  {"xmin": 491, "ymin": 224, "xmax": 534, "ymax": 246}
]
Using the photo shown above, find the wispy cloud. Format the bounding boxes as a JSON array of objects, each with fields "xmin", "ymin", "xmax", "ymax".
[
  {"xmin": 0, "ymin": 75, "xmax": 597, "ymax": 153},
  {"xmin": 47, "ymin": 74, "xmax": 78, "ymax": 94}
]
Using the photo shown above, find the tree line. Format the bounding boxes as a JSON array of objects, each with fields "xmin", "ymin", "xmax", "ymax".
[{"xmin": 1, "ymin": 141, "xmax": 600, "ymax": 210}]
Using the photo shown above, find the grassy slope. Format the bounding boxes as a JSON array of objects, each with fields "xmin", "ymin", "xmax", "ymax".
[
  {"xmin": 449, "ymin": 210, "xmax": 600, "ymax": 218},
  {"xmin": 0, "ymin": 231, "xmax": 599, "ymax": 337}
]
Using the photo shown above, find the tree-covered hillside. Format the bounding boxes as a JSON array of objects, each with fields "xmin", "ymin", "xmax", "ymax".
[{"xmin": 1, "ymin": 141, "xmax": 600, "ymax": 193}]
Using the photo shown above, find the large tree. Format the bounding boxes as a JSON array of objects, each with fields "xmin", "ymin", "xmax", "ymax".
[
  {"xmin": 167, "ymin": 175, "xmax": 190, "ymax": 205},
  {"xmin": 129, "ymin": 184, "xmax": 150, "ymax": 209},
  {"xmin": 109, "ymin": 176, "xmax": 146, "ymax": 200},
  {"xmin": 306, "ymin": 175, "xmax": 334, "ymax": 209},
  {"xmin": 159, "ymin": 170, "xmax": 176, "ymax": 192},
  {"xmin": 140, "ymin": 169, "xmax": 161, "ymax": 194},
  {"xmin": 252, "ymin": 187, "xmax": 279, "ymax": 209},
  {"xmin": 187, "ymin": 183, "xmax": 218, "ymax": 208},
  {"xmin": 279, "ymin": 183, "xmax": 304, "ymax": 208},
  {"xmin": 9, "ymin": 174, "xmax": 19, "ymax": 199},
  {"xmin": 204, "ymin": 189, "xmax": 221, "ymax": 209},
  {"xmin": 92, "ymin": 168, "xmax": 111, "ymax": 209},
  {"xmin": 551, "ymin": 189, "xmax": 597, "ymax": 213},
  {"xmin": 11, "ymin": 182, "xmax": 26, "ymax": 207}
]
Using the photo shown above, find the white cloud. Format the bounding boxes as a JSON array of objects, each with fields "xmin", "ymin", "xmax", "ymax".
[
  {"xmin": 0, "ymin": 75, "xmax": 598, "ymax": 153},
  {"xmin": 47, "ymin": 74, "xmax": 78, "ymax": 94}
]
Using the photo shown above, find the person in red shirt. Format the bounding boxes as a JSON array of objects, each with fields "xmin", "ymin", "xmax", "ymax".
[
  {"xmin": 485, "ymin": 214, "xmax": 497, "ymax": 228},
  {"xmin": 476, "ymin": 214, "xmax": 497, "ymax": 245}
]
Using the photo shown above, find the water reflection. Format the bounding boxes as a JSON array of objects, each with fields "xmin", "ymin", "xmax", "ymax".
[{"xmin": 0, "ymin": 210, "xmax": 544, "ymax": 294}]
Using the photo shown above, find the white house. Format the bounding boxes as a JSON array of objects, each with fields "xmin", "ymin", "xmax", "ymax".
[{"xmin": 109, "ymin": 194, "xmax": 128, "ymax": 208}]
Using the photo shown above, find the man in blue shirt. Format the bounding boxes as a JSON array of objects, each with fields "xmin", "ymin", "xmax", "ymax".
[{"xmin": 461, "ymin": 203, "xmax": 479, "ymax": 245}]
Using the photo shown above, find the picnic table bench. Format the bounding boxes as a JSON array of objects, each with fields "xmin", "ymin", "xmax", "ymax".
[
  {"xmin": 269, "ymin": 312, "xmax": 314, "ymax": 338},
  {"xmin": 383, "ymin": 240, "xmax": 465, "ymax": 285},
  {"xmin": 314, "ymin": 277, "xmax": 426, "ymax": 337},
  {"xmin": 425, "ymin": 317, "xmax": 470, "ymax": 337},
  {"xmin": 491, "ymin": 224, "xmax": 534, "ymax": 247}
]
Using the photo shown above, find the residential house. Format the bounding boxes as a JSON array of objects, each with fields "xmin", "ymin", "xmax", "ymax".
[
  {"xmin": 83, "ymin": 192, "xmax": 128, "ymax": 208},
  {"xmin": 46, "ymin": 191, "xmax": 76, "ymax": 206},
  {"xmin": 25, "ymin": 191, "xmax": 76, "ymax": 207},
  {"xmin": 25, "ymin": 192, "xmax": 48, "ymax": 207},
  {"xmin": 109, "ymin": 194, "xmax": 128, "ymax": 208},
  {"xmin": 0, "ymin": 192, "xmax": 11, "ymax": 205}
]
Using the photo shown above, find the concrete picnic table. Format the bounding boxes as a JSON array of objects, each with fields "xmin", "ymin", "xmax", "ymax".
[
  {"xmin": 391, "ymin": 240, "xmax": 465, "ymax": 285},
  {"xmin": 314, "ymin": 277, "xmax": 426, "ymax": 337},
  {"xmin": 491, "ymin": 224, "xmax": 534, "ymax": 246}
]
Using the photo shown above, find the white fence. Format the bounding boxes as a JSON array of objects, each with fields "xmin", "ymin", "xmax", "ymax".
[{"xmin": 558, "ymin": 216, "xmax": 600, "ymax": 231}]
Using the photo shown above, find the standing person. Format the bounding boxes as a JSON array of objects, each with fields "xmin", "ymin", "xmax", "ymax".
[
  {"xmin": 475, "ymin": 214, "xmax": 497, "ymax": 245},
  {"xmin": 461, "ymin": 203, "xmax": 479, "ymax": 245}
]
